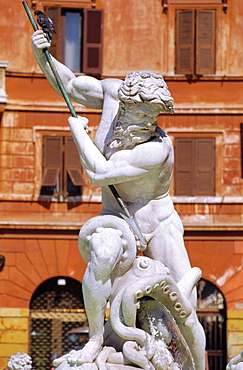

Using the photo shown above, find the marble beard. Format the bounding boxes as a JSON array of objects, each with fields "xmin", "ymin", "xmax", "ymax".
[{"xmin": 30, "ymin": 30, "xmax": 206, "ymax": 369}]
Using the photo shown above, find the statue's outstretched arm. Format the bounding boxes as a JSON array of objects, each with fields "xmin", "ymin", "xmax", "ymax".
[{"xmin": 31, "ymin": 30, "xmax": 104, "ymax": 109}]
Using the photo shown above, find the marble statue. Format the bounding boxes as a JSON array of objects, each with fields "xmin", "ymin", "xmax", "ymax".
[
  {"xmin": 7, "ymin": 352, "xmax": 32, "ymax": 370},
  {"xmin": 31, "ymin": 29, "xmax": 206, "ymax": 369},
  {"xmin": 227, "ymin": 352, "xmax": 243, "ymax": 370}
]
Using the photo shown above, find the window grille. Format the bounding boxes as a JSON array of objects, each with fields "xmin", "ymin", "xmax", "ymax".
[
  {"xmin": 197, "ymin": 279, "xmax": 227, "ymax": 370},
  {"xmin": 30, "ymin": 277, "xmax": 88, "ymax": 369}
]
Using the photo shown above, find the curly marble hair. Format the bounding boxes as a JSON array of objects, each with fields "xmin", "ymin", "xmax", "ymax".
[{"xmin": 118, "ymin": 70, "xmax": 174, "ymax": 114}]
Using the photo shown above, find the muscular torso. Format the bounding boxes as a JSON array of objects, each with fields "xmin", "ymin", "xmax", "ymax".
[
  {"xmin": 102, "ymin": 136, "xmax": 173, "ymax": 204},
  {"xmin": 71, "ymin": 80, "xmax": 174, "ymax": 231},
  {"xmin": 88, "ymin": 79, "xmax": 175, "ymax": 228},
  {"xmin": 100, "ymin": 137, "xmax": 174, "ymax": 234}
]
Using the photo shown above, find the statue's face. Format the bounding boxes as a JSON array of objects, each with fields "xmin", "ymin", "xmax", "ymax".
[
  {"xmin": 120, "ymin": 103, "xmax": 160, "ymax": 125},
  {"xmin": 109, "ymin": 102, "xmax": 162, "ymax": 149},
  {"xmin": 117, "ymin": 102, "xmax": 160, "ymax": 144}
]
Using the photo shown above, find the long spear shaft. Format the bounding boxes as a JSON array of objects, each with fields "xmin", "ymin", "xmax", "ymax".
[
  {"xmin": 22, "ymin": 1, "xmax": 77, "ymax": 118},
  {"xmin": 22, "ymin": 1, "xmax": 146, "ymax": 248}
]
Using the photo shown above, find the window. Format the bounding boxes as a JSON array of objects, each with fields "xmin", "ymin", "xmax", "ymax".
[
  {"xmin": 41, "ymin": 136, "xmax": 86, "ymax": 197},
  {"xmin": 45, "ymin": 7, "xmax": 104, "ymax": 74},
  {"xmin": 175, "ymin": 9, "xmax": 216, "ymax": 75},
  {"xmin": 174, "ymin": 138, "xmax": 215, "ymax": 196}
]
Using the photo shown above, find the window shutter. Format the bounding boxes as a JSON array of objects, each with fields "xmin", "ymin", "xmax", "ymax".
[
  {"xmin": 82, "ymin": 8, "xmax": 104, "ymax": 75},
  {"xmin": 42, "ymin": 136, "xmax": 62, "ymax": 186},
  {"xmin": 65, "ymin": 137, "xmax": 86, "ymax": 187},
  {"xmin": 175, "ymin": 137, "xmax": 215, "ymax": 196},
  {"xmin": 175, "ymin": 138, "xmax": 194, "ymax": 195},
  {"xmin": 175, "ymin": 10, "xmax": 195, "ymax": 74},
  {"xmin": 44, "ymin": 6, "xmax": 61, "ymax": 60},
  {"xmin": 195, "ymin": 138, "xmax": 215, "ymax": 195},
  {"xmin": 196, "ymin": 10, "xmax": 215, "ymax": 75}
]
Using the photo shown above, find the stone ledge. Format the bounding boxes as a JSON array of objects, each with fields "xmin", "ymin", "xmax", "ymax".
[{"xmin": 172, "ymin": 196, "xmax": 243, "ymax": 204}]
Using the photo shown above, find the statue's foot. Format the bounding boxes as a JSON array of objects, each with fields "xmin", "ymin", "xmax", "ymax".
[{"xmin": 53, "ymin": 336, "xmax": 103, "ymax": 367}]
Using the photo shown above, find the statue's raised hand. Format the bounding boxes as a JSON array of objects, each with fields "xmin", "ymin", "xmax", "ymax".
[{"xmin": 31, "ymin": 29, "xmax": 50, "ymax": 54}]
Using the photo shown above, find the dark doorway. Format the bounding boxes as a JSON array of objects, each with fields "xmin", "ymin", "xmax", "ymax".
[
  {"xmin": 30, "ymin": 276, "xmax": 88, "ymax": 370},
  {"xmin": 197, "ymin": 279, "xmax": 227, "ymax": 370}
]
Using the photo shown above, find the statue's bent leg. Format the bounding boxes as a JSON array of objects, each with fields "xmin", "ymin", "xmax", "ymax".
[
  {"xmin": 68, "ymin": 227, "xmax": 124, "ymax": 365},
  {"xmin": 143, "ymin": 211, "xmax": 191, "ymax": 283}
]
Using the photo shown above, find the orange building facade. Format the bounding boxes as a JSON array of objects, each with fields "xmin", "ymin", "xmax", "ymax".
[{"xmin": 0, "ymin": 0, "xmax": 243, "ymax": 369}]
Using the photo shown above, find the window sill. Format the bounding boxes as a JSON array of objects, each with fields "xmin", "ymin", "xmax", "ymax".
[
  {"xmin": 0, "ymin": 220, "xmax": 85, "ymax": 231},
  {"xmin": 0, "ymin": 194, "xmax": 102, "ymax": 203},
  {"xmin": 165, "ymin": 75, "xmax": 243, "ymax": 82},
  {"xmin": 171, "ymin": 196, "xmax": 243, "ymax": 204},
  {"xmin": 38, "ymin": 194, "xmax": 102, "ymax": 203}
]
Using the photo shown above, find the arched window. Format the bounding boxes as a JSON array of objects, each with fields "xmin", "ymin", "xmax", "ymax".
[
  {"xmin": 197, "ymin": 279, "xmax": 227, "ymax": 370},
  {"xmin": 30, "ymin": 276, "xmax": 88, "ymax": 370}
]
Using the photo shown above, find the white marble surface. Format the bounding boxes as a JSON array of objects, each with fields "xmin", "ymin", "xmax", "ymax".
[{"xmin": 32, "ymin": 30, "xmax": 206, "ymax": 370}]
